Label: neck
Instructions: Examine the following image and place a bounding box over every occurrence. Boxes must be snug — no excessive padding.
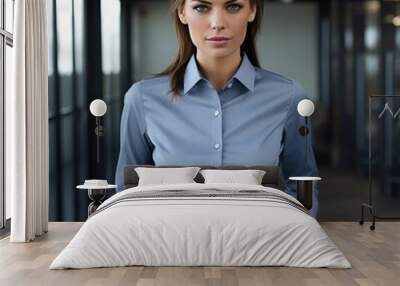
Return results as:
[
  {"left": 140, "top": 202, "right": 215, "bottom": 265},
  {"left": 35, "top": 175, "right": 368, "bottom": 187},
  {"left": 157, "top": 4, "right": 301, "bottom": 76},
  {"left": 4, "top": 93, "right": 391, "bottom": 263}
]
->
[{"left": 195, "top": 50, "right": 242, "bottom": 92}]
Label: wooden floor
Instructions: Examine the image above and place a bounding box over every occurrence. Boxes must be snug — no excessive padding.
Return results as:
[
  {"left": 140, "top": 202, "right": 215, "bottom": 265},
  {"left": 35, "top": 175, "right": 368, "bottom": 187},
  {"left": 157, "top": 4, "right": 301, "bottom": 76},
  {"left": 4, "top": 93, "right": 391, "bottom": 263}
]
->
[{"left": 0, "top": 222, "right": 399, "bottom": 286}]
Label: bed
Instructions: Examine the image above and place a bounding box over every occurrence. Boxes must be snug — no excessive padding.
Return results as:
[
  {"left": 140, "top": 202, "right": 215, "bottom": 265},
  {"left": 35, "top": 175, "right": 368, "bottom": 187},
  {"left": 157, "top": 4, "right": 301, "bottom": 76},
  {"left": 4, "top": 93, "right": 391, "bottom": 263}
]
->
[{"left": 50, "top": 165, "right": 351, "bottom": 269}]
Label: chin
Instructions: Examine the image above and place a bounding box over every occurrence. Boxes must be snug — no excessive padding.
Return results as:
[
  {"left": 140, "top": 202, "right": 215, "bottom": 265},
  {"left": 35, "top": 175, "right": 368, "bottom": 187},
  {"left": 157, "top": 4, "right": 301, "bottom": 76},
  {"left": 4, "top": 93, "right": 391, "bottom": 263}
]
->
[{"left": 202, "top": 47, "right": 239, "bottom": 60}]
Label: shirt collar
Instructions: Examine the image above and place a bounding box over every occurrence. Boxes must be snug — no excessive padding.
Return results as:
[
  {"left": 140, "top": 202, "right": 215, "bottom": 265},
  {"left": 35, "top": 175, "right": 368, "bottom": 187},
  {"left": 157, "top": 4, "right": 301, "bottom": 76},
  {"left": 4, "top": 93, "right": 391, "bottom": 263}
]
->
[
  {"left": 183, "top": 54, "right": 203, "bottom": 95},
  {"left": 233, "top": 53, "right": 256, "bottom": 92},
  {"left": 183, "top": 53, "right": 256, "bottom": 95}
]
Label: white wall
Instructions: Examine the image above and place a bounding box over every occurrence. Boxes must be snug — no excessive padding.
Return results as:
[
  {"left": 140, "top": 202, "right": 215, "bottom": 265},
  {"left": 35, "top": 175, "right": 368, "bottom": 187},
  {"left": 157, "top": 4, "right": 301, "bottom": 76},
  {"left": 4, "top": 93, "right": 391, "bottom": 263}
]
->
[
  {"left": 132, "top": 1, "right": 318, "bottom": 99},
  {"left": 258, "top": 2, "right": 319, "bottom": 100},
  {"left": 132, "top": 1, "right": 177, "bottom": 80}
]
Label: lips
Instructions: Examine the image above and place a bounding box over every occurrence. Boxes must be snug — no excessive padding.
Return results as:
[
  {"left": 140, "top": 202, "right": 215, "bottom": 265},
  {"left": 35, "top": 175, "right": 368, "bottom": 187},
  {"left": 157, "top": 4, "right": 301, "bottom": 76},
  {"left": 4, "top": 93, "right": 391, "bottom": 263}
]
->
[{"left": 207, "top": 36, "right": 231, "bottom": 41}]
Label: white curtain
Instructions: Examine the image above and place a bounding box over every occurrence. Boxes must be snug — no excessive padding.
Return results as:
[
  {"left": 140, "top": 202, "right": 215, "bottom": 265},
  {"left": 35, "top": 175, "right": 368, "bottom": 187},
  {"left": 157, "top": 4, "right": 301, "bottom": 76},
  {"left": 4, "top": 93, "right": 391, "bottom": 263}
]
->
[{"left": 6, "top": 0, "right": 49, "bottom": 242}]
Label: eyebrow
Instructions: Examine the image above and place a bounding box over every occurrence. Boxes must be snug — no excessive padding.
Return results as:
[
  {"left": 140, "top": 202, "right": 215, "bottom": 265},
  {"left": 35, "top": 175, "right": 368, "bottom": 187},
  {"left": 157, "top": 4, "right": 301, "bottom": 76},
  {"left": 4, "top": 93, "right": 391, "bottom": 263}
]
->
[{"left": 191, "top": 0, "right": 240, "bottom": 4}]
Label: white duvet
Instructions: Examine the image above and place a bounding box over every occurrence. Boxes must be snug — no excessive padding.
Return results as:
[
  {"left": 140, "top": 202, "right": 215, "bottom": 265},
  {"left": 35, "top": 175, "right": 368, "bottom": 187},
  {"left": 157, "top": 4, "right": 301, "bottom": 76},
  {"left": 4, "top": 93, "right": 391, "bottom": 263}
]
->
[{"left": 50, "top": 183, "right": 351, "bottom": 269}]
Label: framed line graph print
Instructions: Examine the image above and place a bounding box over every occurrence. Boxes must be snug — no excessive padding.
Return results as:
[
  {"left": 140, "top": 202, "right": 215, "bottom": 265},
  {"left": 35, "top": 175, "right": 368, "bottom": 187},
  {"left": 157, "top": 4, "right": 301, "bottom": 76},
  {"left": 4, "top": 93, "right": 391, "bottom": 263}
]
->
[{"left": 361, "top": 95, "right": 400, "bottom": 229}]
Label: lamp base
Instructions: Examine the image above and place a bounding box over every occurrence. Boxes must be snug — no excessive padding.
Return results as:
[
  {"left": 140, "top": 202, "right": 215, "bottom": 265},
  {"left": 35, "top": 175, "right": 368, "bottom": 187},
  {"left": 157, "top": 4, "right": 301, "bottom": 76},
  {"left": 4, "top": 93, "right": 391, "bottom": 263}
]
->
[{"left": 88, "top": 189, "right": 106, "bottom": 216}]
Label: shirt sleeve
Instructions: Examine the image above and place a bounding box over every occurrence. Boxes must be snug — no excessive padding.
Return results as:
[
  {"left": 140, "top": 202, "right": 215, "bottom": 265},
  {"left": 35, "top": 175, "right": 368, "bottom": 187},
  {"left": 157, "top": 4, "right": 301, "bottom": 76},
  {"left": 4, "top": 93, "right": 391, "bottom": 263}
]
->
[
  {"left": 115, "top": 83, "right": 154, "bottom": 192},
  {"left": 279, "top": 80, "right": 320, "bottom": 217}
]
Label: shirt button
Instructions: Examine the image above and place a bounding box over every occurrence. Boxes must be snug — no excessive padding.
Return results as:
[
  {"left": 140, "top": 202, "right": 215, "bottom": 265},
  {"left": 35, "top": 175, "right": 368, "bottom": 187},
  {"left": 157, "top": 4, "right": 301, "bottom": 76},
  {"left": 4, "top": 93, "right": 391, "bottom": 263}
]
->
[
  {"left": 214, "top": 110, "right": 220, "bottom": 117},
  {"left": 214, "top": 143, "right": 220, "bottom": 150}
]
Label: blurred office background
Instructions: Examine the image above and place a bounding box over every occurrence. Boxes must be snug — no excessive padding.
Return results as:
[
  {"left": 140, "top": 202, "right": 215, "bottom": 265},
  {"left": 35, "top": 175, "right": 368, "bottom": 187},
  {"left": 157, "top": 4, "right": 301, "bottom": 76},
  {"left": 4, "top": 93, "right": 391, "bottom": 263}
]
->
[{"left": 35, "top": 0, "right": 400, "bottom": 221}]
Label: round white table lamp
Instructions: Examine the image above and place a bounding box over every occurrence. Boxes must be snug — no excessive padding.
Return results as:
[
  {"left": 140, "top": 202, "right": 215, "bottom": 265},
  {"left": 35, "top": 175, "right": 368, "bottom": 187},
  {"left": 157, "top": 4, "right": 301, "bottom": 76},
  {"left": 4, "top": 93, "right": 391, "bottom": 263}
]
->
[
  {"left": 295, "top": 99, "right": 318, "bottom": 210},
  {"left": 89, "top": 99, "right": 107, "bottom": 163}
]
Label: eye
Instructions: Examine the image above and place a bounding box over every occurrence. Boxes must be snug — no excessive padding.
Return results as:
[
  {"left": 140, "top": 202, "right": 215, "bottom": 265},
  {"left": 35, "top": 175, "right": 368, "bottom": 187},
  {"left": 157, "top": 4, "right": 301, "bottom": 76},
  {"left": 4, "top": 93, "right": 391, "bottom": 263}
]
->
[
  {"left": 192, "top": 4, "right": 210, "bottom": 13},
  {"left": 226, "top": 3, "right": 242, "bottom": 13}
]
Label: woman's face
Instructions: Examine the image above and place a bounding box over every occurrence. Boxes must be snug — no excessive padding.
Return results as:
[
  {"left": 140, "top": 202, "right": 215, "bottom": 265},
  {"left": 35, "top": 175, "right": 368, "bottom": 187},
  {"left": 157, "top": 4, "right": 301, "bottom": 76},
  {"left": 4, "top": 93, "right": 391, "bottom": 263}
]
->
[{"left": 178, "top": 0, "right": 256, "bottom": 59}]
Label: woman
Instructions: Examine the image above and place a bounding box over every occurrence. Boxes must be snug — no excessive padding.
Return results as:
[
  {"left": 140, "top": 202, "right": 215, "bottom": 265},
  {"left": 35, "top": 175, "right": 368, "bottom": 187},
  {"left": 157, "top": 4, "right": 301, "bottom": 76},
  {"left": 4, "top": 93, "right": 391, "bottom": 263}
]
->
[{"left": 115, "top": 0, "right": 320, "bottom": 217}]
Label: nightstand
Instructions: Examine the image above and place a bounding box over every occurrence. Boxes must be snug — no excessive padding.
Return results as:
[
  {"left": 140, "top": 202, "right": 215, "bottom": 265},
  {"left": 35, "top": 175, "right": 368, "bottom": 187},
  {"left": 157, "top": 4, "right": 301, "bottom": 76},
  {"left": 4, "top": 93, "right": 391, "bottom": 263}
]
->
[
  {"left": 289, "top": 176, "right": 321, "bottom": 210},
  {"left": 76, "top": 184, "right": 117, "bottom": 216}
]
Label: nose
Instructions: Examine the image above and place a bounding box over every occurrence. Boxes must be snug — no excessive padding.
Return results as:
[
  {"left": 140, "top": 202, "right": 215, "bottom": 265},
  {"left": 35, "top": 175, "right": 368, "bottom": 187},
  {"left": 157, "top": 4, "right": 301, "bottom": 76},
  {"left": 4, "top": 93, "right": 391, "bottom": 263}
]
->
[
  {"left": 210, "top": 9, "right": 226, "bottom": 32},
  {"left": 212, "top": 25, "right": 224, "bottom": 32}
]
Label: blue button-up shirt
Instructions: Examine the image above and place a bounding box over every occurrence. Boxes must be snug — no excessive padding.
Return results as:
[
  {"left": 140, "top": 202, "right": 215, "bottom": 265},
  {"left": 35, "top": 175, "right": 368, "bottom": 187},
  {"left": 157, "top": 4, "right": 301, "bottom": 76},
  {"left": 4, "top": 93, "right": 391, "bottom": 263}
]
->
[{"left": 115, "top": 53, "right": 320, "bottom": 216}]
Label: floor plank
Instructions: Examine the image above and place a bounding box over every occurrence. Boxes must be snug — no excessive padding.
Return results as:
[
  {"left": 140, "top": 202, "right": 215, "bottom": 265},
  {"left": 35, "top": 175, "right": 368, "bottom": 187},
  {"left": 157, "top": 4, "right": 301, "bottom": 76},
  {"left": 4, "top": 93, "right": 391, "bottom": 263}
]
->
[{"left": 0, "top": 222, "right": 399, "bottom": 286}]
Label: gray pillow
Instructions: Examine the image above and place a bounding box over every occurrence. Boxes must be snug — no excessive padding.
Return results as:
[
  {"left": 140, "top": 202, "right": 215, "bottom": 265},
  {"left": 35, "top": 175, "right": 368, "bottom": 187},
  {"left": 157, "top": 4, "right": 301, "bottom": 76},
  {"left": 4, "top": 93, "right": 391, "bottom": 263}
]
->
[
  {"left": 200, "top": 169, "right": 266, "bottom": 185},
  {"left": 135, "top": 167, "right": 201, "bottom": 186}
]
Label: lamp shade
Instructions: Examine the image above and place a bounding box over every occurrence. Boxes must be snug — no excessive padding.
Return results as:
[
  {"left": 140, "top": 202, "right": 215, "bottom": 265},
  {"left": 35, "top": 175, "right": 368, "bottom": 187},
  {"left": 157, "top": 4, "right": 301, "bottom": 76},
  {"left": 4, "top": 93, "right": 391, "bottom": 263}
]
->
[
  {"left": 89, "top": 99, "right": 107, "bottom": 117},
  {"left": 297, "top": 99, "right": 315, "bottom": 117}
]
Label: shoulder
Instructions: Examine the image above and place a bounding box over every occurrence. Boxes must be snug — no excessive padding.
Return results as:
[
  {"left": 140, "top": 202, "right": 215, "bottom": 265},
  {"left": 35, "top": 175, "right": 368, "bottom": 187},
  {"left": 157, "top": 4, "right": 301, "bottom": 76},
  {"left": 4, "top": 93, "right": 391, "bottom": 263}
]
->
[
  {"left": 255, "top": 67, "right": 292, "bottom": 84},
  {"left": 254, "top": 68, "right": 308, "bottom": 125},
  {"left": 255, "top": 67, "right": 307, "bottom": 101},
  {"left": 124, "top": 75, "right": 171, "bottom": 105},
  {"left": 255, "top": 67, "right": 304, "bottom": 92}
]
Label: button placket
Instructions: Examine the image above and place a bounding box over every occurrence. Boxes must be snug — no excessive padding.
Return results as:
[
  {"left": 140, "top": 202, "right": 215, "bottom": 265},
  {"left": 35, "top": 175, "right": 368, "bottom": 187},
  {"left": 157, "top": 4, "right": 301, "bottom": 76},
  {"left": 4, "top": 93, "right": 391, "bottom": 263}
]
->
[{"left": 206, "top": 81, "right": 223, "bottom": 165}]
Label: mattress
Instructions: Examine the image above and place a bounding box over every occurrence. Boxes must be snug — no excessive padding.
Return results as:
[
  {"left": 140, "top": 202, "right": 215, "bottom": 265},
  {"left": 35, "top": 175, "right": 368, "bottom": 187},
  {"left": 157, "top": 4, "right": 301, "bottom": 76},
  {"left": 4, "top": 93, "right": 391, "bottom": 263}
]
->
[{"left": 50, "top": 183, "right": 351, "bottom": 269}]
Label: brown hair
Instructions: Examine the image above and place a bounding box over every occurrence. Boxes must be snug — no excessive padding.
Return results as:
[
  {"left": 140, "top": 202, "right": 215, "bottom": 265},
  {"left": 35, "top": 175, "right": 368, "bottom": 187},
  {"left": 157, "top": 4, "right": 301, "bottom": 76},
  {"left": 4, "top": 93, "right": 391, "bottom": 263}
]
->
[{"left": 157, "top": 0, "right": 264, "bottom": 97}]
